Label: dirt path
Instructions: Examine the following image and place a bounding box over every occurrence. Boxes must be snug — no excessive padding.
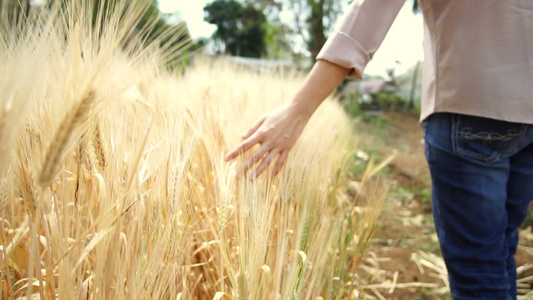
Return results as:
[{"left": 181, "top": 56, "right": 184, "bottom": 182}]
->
[{"left": 354, "top": 112, "right": 533, "bottom": 300}]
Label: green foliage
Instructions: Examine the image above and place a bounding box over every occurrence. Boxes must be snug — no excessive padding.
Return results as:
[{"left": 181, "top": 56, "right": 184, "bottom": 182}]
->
[
  {"left": 87, "top": 0, "right": 193, "bottom": 68},
  {"left": 2, "top": 0, "right": 192, "bottom": 69},
  {"left": 293, "top": 0, "right": 349, "bottom": 59},
  {"left": 237, "top": 0, "right": 350, "bottom": 62},
  {"left": 343, "top": 91, "right": 395, "bottom": 138},
  {"left": 263, "top": 19, "right": 293, "bottom": 59},
  {"left": 344, "top": 91, "right": 362, "bottom": 116},
  {"left": 305, "top": 0, "right": 327, "bottom": 59},
  {"left": 241, "top": 0, "right": 292, "bottom": 59},
  {"left": 374, "top": 91, "right": 408, "bottom": 111},
  {"left": 412, "top": 0, "right": 419, "bottom": 13},
  {"left": 135, "top": 1, "right": 192, "bottom": 67},
  {"left": 204, "top": 0, "right": 267, "bottom": 58},
  {"left": 344, "top": 90, "right": 410, "bottom": 117}
]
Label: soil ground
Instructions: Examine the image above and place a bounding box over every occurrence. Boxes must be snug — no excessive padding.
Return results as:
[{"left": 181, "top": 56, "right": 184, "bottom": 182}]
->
[{"left": 353, "top": 112, "right": 533, "bottom": 300}]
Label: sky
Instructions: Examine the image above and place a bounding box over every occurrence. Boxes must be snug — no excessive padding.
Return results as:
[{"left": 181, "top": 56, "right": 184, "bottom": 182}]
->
[
  {"left": 158, "top": 0, "right": 424, "bottom": 77},
  {"left": 158, "top": 1, "right": 217, "bottom": 39}
]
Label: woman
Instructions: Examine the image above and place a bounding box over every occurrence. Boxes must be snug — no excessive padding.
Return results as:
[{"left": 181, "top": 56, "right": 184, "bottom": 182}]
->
[{"left": 225, "top": 1, "right": 533, "bottom": 299}]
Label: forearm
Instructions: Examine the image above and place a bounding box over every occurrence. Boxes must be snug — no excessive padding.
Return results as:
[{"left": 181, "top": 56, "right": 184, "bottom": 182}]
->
[{"left": 289, "top": 60, "right": 351, "bottom": 117}]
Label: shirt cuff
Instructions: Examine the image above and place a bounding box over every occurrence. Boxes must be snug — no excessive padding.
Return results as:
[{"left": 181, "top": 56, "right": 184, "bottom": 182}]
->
[{"left": 316, "top": 31, "right": 371, "bottom": 79}]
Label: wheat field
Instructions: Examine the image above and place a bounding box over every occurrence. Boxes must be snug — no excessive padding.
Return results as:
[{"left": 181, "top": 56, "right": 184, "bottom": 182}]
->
[{"left": 0, "top": 1, "right": 385, "bottom": 299}]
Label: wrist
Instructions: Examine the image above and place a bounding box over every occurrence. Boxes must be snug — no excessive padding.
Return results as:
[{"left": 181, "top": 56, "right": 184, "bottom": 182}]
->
[{"left": 287, "top": 94, "right": 319, "bottom": 119}]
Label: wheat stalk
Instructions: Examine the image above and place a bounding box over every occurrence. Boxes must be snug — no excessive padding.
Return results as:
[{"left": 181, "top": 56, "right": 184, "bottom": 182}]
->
[
  {"left": 0, "top": 1, "right": 392, "bottom": 298},
  {"left": 40, "top": 90, "right": 96, "bottom": 186}
]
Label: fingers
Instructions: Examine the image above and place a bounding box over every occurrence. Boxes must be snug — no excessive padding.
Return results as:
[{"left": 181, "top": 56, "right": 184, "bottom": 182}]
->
[
  {"left": 239, "top": 144, "right": 270, "bottom": 176},
  {"left": 242, "top": 115, "right": 266, "bottom": 139},
  {"left": 272, "top": 151, "right": 288, "bottom": 177},
  {"left": 250, "top": 149, "right": 279, "bottom": 179},
  {"left": 225, "top": 116, "right": 266, "bottom": 161},
  {"left": 225, "top": 110, "right": 293, "bottom": 179},
  {"left": 230, "top": 147, "right": 289, "bottom": 180},
  {"left": 225, "top": 134, "right": 261, "bottom": 161}
]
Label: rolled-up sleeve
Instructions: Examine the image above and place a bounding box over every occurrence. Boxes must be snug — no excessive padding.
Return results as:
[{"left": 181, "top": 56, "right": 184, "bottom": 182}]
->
[{"left": 317, "top": 0, "right": 406, "bottom": 78}]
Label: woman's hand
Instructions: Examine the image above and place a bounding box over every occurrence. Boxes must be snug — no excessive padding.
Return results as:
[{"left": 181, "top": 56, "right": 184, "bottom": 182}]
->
[
  {"left": 224, "top": 60, "right": 351, "bottom": 179},
  {"left": 224, "top": 103, "right": 312, "bottom": 179}
]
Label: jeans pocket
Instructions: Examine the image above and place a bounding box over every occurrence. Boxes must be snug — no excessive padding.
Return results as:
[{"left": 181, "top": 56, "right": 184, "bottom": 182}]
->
[{"left": 452, "top": 114, "right": 527, "bottom": 163}]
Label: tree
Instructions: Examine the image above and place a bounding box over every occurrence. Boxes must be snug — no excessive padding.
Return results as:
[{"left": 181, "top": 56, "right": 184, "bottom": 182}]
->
[
  {"left": 240, "top": 0, "right": 292, "bottom": 60},
  {"left": 0, "top": 0, "right": 192, "bottom": 68},
  {"left": 204, "top": 0, "right": 267, "bottom": 58},
  {"left": 284, "top": 0, "right": 350, "bottom": 60},
  {"left": 412, "top": 0, "right": 419, "bottom": 13},
  {"left": 243, "top": 0, "right": 349, "bottom": 63},
  {"left": 137, "top": 2, "right": 190, "bottom": 48},
  {"left": 304, "top": 0, "right": 327, "bottom": 59},
  {"left": 246, "top": 0, "right": 421, "bottom": 64}
]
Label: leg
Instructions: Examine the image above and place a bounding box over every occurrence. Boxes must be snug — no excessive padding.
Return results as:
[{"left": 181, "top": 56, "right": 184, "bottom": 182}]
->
[
  {"left": 505, "top": 142, "right": 533, "bottom": 299},
  {"left": 423, "top": 113, "right": 529, "bottom": 300}
]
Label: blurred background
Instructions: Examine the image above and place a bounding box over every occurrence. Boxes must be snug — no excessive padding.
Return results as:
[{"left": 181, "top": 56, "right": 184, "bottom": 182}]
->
[{"left": 4, "top": 0, "right": 425, "bottom": 112}]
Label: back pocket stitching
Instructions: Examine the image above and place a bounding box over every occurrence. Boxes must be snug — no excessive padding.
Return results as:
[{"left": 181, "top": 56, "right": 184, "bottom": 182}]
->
[{"left": 451, "top": 115, "right": 527, "bottom": 162}]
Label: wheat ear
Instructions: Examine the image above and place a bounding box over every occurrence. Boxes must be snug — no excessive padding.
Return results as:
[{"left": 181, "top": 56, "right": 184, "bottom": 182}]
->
[
  {"left": 92, "top": 121, "right": 106, "bottom": 169},
  {"left": 40, "top": 90, "right": 96, "bottom": 185}
]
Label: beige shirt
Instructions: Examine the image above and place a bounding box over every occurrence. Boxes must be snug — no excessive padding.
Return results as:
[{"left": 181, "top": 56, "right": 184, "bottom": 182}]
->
[{"left": 317, "top": 0, "right": 533, "bottom": 123}]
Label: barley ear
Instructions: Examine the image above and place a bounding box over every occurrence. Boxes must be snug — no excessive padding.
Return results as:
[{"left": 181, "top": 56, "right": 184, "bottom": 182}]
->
[
  {"left": 92, "top": 121, "right": 107, "bottom": 169},
  {"left": 40, "top": 90, "right": 96, "bottom": 186}
]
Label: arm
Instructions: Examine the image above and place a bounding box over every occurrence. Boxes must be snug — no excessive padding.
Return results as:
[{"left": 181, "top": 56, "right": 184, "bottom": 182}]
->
[
  {"left": 224, "top": 60, "right": 350, "bottom": 179},
  {"left": 225, "top": 0, "right": 406, "bottom": 179}
]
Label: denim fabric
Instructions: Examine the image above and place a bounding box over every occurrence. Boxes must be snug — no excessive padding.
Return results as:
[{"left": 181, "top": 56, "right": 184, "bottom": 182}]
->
[{"left": 423, "top": 113, "right": 533, "bottom": 300}]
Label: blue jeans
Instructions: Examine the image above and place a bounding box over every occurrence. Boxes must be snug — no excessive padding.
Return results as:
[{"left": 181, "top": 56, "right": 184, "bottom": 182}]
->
[{"left": 423, "top": 113, "right": 533, "bottom": 300}]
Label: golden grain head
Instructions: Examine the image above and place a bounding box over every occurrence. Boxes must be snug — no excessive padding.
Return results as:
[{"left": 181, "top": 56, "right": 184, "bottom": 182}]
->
[{"left": 0, "top": 0, "right": 387, "bottom": 299}]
